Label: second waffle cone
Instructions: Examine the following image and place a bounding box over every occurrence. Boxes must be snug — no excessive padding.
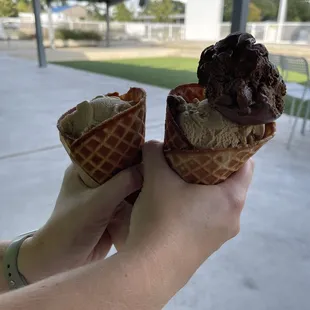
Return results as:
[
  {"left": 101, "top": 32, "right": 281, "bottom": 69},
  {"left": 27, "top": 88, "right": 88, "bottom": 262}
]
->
[{"left": 163, "top": 84, "right": 276, "bottom": 185}]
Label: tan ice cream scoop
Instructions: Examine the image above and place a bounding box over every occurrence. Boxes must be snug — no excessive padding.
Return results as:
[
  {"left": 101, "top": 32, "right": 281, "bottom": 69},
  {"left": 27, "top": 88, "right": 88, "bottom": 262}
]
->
[
  {"left": 59, "top": 96, "right": 132, "bottom": 139},
  {"left": 175, "top": 96, "right": 265, "bottom": 149}
]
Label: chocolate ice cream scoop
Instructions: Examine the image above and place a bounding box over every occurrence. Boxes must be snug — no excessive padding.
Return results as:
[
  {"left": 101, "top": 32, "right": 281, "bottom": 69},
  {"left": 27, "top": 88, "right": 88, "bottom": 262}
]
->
[{"left": 197, "top": 32, "right": 286, "bottom": 125}]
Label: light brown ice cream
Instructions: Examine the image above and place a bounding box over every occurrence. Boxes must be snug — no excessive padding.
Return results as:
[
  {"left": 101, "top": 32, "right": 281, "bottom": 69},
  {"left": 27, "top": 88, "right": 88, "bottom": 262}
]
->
[
  {"left": 60, "top": 95, "right": 132, "bottom": 138},
  {"left": 176, "top": 96, "right": 265, "bottom": 149}
]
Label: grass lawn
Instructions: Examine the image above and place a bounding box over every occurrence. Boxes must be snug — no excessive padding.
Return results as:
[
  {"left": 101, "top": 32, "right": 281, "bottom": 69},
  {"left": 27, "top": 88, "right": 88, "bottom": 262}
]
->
[
  {"left": 54, "top": 57, "right": 198, "bottom": 90},
  {"left": 54, "top": 57, "right": 309, "bottom": 118}
]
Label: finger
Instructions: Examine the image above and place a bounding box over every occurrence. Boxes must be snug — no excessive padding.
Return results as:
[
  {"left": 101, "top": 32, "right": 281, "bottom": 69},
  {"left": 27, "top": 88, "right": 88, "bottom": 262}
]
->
[
  {"left": 92, "top": 165, "right": 143, "bottom": 209},
  {"left": 229, "top": 158, "right": 255, "bottom": 191},
  {"left": 92, "top": 231, "right": 113, "bottom": 260},
  {"left": 61, "top": 163, "right": 87, "bottom": 193},
  {"left": 219, "top": 159, "right": 255, "bottom": 209},
  {"left": 107, "top": 201, "right": 133, "bottom": 251},
  {"left": 220, "top": 159, "right": 254, "bottom": 193},
  {"left": 143, "top": 140, "right": 181, "bottom": 185}
]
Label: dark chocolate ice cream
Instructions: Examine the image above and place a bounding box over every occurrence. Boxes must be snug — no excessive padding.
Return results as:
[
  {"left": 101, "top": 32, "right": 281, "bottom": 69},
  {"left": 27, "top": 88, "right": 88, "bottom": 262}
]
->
[{"left": 197, "top": 32, "right": 286, "bottom": 125}]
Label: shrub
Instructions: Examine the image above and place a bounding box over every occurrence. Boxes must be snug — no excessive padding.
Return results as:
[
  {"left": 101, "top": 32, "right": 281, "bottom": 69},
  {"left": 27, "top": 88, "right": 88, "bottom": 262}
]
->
[
  {"left": 18, "top": 31, "right": 35, "bottom": 40},
  {"left": 55, "top": 28, "right": 102, "bottom": 41}
]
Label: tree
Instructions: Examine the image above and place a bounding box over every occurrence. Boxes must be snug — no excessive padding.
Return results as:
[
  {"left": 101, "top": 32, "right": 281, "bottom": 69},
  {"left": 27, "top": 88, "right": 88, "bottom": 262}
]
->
[
  {"left": 223, "top": 0, "right": 263, "bottom": 22},
  {"left": 172, "top": 0, "right": 185, "bottom": 14},
  {"left": 252, "top": 0, "right": 279, "bottom": 21},
  {"left": 17, "top": 0, "right": 32, "bottom": 13},
  {"left": 87, "top": 3, "right": 106, "bottom": 21},
  {"left": 287, "top": 0, "right": 310, "bottom": 22},
  {"left": 113, "top": 3, "right": 133, "bottom": 21},
  {"left": 0, "top": 0, "right": 18, "bottom": 17},
  {"left": 222, "top": 0, "right": 232, "bottom": 21},
  {"left": 223, "top": 0, "right": 310, "bottom": 22},
  {"left": 143, "top": 0, "right": 174, "bottom": 22},
  {"left": 248, "top": 3, "right": 261, "bottom": 22}
]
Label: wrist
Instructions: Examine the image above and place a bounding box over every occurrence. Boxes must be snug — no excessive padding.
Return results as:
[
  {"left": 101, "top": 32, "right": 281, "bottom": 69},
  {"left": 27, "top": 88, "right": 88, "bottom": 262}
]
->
[
  {"left": 117, "top": 246, "right": 180, "bottom": 309},
  {"left": 0, "top": 242, "right": 10, "bottom": 292},
  {"left": 17, "top": 235, "right": 45, "bottom": 284},
  {"left": 125, "top": 229, "right": 202, "bottom": 301},
  {"left": 131, "top": 221, "right": 211, "bottom": 272}
]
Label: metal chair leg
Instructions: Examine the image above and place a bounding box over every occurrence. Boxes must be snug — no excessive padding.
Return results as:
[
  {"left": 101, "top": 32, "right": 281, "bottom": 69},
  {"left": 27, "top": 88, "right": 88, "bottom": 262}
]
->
[
  {"left": 289, "top": 98, "right": 296, "bottom": 123},
  {"left": 301, "top": 100, "right": 310, "bottom": 135},
  {"left": 287, "top": 100, "right": 306, "bottom": 149}
]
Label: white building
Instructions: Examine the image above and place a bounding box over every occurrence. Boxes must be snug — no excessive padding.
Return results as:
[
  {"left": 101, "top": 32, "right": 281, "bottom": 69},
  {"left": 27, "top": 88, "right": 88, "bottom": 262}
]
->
[
  {"left": 185, "top": 0, "right": 224, "bottom": 41},
  {"left": 19, "top": 5, "right": 88, "bottom": 24}
]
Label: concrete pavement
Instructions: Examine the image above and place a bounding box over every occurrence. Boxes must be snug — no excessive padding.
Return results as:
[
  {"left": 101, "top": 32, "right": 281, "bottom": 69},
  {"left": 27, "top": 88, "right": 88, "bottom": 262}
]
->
[{"left": 0, "top": 54, "right": 310, "bottom": 310}]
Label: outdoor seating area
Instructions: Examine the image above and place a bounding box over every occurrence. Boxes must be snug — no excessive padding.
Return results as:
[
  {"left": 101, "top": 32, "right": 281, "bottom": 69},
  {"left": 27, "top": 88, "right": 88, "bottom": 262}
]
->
[
  {"left": 0, "top": 0, "right": 309, "bottom": 308},
  {"left": 269, "top": 53, "right": 310, "bottom": 148},
  {"left": 0, "top": 53, "right": 309, "bottom": 309}
]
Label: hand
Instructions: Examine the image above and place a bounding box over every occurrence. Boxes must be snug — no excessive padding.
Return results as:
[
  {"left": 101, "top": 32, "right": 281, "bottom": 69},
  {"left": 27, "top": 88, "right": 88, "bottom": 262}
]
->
[
  {"left": 18, "top": 164, "right": 142, "bottom": 283},
  {"left": 125, "top": 141, "right": 254, "bottom": 285}
]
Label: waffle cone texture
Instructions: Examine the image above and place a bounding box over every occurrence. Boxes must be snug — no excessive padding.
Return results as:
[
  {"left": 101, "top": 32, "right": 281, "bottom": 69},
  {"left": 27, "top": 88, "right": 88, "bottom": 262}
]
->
[
  {"left": 57, "top": 88, "right": 146, "bottom": 199},
  {"left": 163, "top": 83, "right": 276, "bottom": 185}
]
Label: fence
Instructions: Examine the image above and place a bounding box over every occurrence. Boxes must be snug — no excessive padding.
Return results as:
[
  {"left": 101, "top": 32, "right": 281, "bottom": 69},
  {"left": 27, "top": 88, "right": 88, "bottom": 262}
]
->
[
  {"left": 221, "top": 22, "right": 310, "bottom": 44},
  {"left": 1, "top": 18, "right": 310, "bottom": 45},
  {"left": 0, "top": 18, "right": 186, "bottom": 42}
]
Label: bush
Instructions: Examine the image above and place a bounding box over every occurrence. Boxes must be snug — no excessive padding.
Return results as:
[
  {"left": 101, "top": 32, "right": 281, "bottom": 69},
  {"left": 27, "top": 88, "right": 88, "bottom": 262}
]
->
[
  {"left": 18, "top": 31, "right": 35, "bottom": 40},
  {"left": 55, "top": 28, "right": 102, "bottom": 41}
]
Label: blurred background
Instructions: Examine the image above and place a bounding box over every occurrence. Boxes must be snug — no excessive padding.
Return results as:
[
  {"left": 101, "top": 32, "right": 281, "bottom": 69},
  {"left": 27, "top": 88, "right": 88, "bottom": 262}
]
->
[{"left": 0, "top": 1, "right": 310, "bottom": 310}]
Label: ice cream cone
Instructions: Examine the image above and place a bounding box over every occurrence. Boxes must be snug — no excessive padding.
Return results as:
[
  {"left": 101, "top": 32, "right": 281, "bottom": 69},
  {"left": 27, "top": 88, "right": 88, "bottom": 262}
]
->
[
  {"left": 163, "top": 84, "right": 276, "bottom": 185},
  {"left": 57, "top": 87, "right": 146, "bottom": 202}
]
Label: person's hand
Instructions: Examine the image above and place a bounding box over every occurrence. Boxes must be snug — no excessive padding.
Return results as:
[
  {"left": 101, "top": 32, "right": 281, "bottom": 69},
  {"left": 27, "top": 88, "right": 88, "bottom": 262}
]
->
[
  {"left": 18, "top": 164, "right": 142, "bottom": 283},
  {"left": 125, "top": 141, "right": 254, "bottom": 285}
]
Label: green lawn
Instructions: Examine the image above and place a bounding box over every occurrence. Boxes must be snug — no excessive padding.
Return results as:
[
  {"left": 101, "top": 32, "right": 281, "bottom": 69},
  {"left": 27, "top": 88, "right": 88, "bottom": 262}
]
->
[
  {"left": 54, "top": 57, "right": 309, "bottom": 118},
  {"left": 54, "top": 57, "right": 198, "bottom": 90}
]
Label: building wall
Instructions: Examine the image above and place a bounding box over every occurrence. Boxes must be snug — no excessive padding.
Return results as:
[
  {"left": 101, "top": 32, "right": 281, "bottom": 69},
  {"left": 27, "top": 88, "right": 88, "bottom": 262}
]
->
[
  {"left": 185, "top": 0, "right": 224, "bottom": 41},
  {"left": 64, "top": 6, "right": 88, "bottom": 20}
]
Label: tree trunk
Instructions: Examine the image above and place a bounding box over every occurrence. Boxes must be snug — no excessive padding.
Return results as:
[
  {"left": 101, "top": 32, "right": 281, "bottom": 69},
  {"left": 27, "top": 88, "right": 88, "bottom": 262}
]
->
[
  {"left": 47, "top": 3, "right": 55, "bottom": 49},
  {"left": 106, "top": 2, "right": 110, "bottom": 47}
]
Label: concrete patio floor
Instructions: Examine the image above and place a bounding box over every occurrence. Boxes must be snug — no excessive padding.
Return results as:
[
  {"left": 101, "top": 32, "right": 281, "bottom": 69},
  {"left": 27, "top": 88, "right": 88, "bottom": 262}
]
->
[{"left": 0, "top": 54, "right": 310, "bottom": 310}]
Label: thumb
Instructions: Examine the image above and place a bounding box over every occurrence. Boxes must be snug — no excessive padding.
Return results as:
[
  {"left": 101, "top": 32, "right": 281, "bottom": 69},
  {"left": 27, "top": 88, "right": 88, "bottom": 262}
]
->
[
  {"left": 61, "top": 163, "right": 88, "bottom": 194},
  {"left": 92, "top": 165, "right": 143, "bottom": 210},
  {"left": 143, "top": 140, "right": 178, "bottom": 185},
  {"left": 219, "top": 159, "right": 255, "bottom": 204}
]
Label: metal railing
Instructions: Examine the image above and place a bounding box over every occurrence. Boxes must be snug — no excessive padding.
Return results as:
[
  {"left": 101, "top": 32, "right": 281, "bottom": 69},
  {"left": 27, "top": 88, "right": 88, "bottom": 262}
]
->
[
  {"left": 220, "top": 22, "right": 310, "bottom": 44},
  {"left": 1, "top": 18, "right": 310, "bottom": 44},
  {"left": 0, "top": 19, "right": 186, "bottom": 41}
]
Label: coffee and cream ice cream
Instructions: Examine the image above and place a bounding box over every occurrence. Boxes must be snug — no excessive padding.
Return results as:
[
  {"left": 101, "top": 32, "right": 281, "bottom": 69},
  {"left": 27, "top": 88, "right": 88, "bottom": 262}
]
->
[
  {"left": 170, "top": 96, "right": 265, "bottom": 149},
  {"left": 59, "top": 96, "right": 132, "bottom": 138}
]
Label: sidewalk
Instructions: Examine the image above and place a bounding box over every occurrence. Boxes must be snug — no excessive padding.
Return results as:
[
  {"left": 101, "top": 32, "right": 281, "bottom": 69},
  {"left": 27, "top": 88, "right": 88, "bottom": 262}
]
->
[{"left": 0, "top": 54, "right": 309, "bottom": 310}]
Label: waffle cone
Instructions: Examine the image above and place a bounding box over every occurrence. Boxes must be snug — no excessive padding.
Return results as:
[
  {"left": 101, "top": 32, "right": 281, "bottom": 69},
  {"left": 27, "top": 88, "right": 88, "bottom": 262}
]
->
[
  {"left": 163, "top": 84, "right": 276, "bottom": 185},
  {"left": 57, "top": 87, "right": 146, "bottom": 203}
]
